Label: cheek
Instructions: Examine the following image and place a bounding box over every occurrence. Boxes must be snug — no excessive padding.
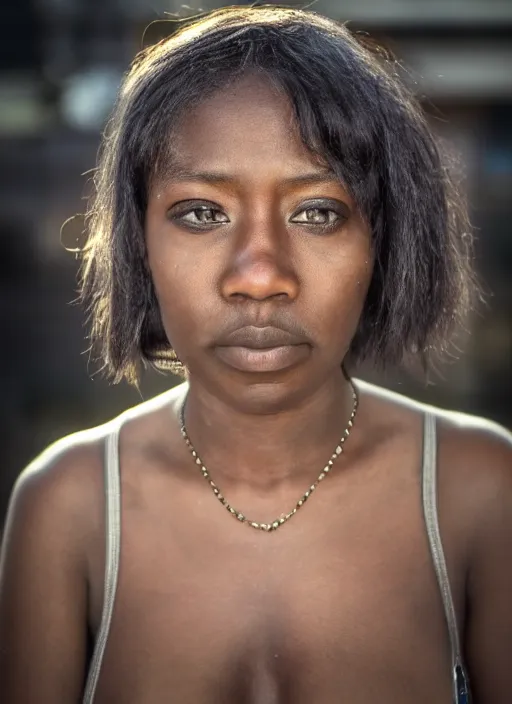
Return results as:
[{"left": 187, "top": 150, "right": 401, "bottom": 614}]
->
[
  {"left": 318, "top": 246, "right": 373, "bottom": 300},
  {"left": 146, "top": 226, "right": 191, "bottom": 303},
  {"left": 146, "top": 218, "right": 215, "bottom": 306},
  {"left": 146, "top": 241, "right": 216, "bottom": 350},
  {"left": 308, "top": 251, "right": 373, "bottom": 340},
  {"left": 345, "top": 235, "right": 374, "bottom": 297},
  {"left": 149, "top": 256, "right": 180, "bottom": 305},
  {"left": 146, "top": 237, "right": 184, "bottom": 321},
  {"left": 356, "top": 257, "right": 374, "bottom": 296},
  {"left": 350, "top": 255, "right": 374, "bottom": 313}
]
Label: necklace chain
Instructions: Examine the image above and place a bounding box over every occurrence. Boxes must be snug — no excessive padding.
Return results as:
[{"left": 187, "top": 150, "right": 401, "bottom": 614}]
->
[{"left": 179, "top": 381, "right": 359, "bottom": 532}]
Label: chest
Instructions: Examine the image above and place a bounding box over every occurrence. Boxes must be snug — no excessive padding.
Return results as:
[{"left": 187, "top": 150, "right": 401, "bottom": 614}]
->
[{"left": 87, "top": 472, "right": 463, "bottom": 703}]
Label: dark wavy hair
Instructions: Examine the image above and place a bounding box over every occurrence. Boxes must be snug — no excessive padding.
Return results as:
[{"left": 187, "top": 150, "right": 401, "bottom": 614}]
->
[{"left": 79, "top": 3, "right": 478, "bottom": 385}]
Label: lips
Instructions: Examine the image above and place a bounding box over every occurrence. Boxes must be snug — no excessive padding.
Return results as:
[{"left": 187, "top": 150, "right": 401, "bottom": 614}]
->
[
  {"left": 214, "top": 325, "right": 310, "bottom": 373},
  {"left": 218, "top": 325, "right": 307, "bottom": 349}
]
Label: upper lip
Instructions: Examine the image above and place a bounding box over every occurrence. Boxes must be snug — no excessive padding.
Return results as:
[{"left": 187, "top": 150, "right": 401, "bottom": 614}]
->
[{"left": 217, "top": 325, "right": 307, "bottom": 349}]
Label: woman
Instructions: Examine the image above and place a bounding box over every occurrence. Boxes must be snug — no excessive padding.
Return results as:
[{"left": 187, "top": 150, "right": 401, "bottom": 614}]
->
[{"left": 1, "top": 5, "right": 511, "bottom": 703}]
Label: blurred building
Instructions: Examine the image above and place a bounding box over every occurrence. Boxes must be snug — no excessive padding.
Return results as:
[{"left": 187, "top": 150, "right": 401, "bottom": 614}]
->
[{"left": 0, "top": 0, "right": 511, "bottom": 523}]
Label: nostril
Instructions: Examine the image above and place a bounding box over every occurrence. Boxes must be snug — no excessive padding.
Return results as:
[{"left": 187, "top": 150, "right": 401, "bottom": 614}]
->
[{"left": 221, "top": 258, "right": 300, "bottom": 302}]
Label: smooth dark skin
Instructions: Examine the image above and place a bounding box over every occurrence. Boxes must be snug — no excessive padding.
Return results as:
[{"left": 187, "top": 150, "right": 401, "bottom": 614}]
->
[{"left": 1, "top": 74, "right": 512, "bottom": 703}]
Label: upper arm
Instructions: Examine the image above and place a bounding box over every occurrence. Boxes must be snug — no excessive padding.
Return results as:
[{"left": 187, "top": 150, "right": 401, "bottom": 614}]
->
[
  {"left": 0, "top": 434, "right": 103, "bottom": 704},
  {"left": 456, "top": 420, "right": 512, "bottom": 703}
]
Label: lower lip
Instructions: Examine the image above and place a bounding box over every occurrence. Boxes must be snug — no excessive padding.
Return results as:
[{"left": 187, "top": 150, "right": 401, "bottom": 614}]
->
[{"left": 215, "top": 344, "right": 310, "bottom": 373}]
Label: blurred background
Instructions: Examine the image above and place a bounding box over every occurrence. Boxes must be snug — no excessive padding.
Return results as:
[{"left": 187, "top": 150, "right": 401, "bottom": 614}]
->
[{"left": 0, "top": 0, "right": 511, "bottom": 531}]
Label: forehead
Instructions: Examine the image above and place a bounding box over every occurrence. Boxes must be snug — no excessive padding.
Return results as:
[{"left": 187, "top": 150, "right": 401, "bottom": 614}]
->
[{"left": 158, "top": 74, "right": 328, "bottom": 181}]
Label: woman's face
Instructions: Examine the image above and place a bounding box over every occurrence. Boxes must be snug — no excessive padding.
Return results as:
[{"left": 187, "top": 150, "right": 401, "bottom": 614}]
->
[{"left": 145, "top": 74, "right": 374, "bottom": 411}]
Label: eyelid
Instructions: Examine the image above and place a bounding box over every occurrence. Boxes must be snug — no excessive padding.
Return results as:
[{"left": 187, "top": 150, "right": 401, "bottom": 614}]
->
[
  {"left": 292, "top": 198, "right": 351, "bottom": 217},
  {"left": 167, "top": 199, "right": 223, "bottom": 213}
]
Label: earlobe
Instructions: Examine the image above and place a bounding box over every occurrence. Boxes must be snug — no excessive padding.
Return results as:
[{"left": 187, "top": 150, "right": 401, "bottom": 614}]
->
[
  {"left": 141, "top": 296, "right": 186, "bottom": 376},
  {"left": 145, "top": 344, "right": 186, "bottom": 376}
]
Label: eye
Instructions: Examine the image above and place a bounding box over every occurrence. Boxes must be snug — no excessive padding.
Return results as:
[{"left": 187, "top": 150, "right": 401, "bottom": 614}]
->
[
  {"left": 167, "top": 202, "right": 229, "bottom": 231},
  {"left": 290, "top": 201, "right": 349, "bottom": 233}
]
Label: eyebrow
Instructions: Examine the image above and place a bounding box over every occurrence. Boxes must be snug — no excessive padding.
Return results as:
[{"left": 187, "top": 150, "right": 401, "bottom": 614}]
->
[{"left": 159, "top": 166, "right": 341, "bottom": 188}]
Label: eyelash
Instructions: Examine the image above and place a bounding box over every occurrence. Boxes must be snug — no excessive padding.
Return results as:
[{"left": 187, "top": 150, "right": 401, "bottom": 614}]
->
[{"left": 167, "top": 200, "right": 349, "bottom": 234}]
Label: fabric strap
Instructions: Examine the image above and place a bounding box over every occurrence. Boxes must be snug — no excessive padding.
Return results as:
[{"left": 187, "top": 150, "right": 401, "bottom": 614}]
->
[
  {"left": 421, "top": 411, "right": 470, "bottom": 703},
  {"left": 82, "top": 422, "right": 122, "bottom": 704}
]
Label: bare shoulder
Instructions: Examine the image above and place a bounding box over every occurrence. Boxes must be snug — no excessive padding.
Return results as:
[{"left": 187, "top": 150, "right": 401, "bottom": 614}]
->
[
  {"left": 3, "top": 382, "right": 188, "bottom": 544},
  {"left": 435, "top": 403, "right": 512, "bottom": 489},
  {"left": 355, "top": 376, "right": 512, "bottom": 471},
  {"left": 355, "top": 376, "right": 512, "bottom": 543},
  {"left": 434, "top": 404, "right": 512, "bottom": 548},
  {"left": 3, "top": 421, "right": 110, "bottom": 553}
]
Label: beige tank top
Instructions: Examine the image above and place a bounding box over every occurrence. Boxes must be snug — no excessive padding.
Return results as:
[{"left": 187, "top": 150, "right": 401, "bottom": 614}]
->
[{"left": 82, "top": 410, "right": 471, "bottom": 703}]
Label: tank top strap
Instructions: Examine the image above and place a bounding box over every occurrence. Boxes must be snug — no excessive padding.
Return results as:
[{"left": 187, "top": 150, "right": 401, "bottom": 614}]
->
[
  {"left": 82, "top": 418, "right": 122, "bottom": 704},
  {"left": 421, "top": 411, "right": 471, "bottom": 703}
]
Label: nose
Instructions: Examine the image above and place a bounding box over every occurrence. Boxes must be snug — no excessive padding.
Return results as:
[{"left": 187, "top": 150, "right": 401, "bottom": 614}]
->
[{"left": 220, "top": 224, "right": 300, "bottom": 302}]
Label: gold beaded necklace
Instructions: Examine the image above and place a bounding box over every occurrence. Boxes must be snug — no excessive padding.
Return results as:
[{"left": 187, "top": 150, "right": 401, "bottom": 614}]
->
[{"left": 179, "top": 380, "right": 359, "bottom": 532}]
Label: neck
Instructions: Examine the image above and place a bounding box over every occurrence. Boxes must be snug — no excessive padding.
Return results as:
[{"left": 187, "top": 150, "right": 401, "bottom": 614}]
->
[{"left": 180, "top": 370, "right": 359, "bottom": 490}]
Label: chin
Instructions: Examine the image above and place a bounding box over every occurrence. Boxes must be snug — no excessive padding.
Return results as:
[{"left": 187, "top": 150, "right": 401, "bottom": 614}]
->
[{"left": 194, "top": 358, "right": 340, "bottom": 416}]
